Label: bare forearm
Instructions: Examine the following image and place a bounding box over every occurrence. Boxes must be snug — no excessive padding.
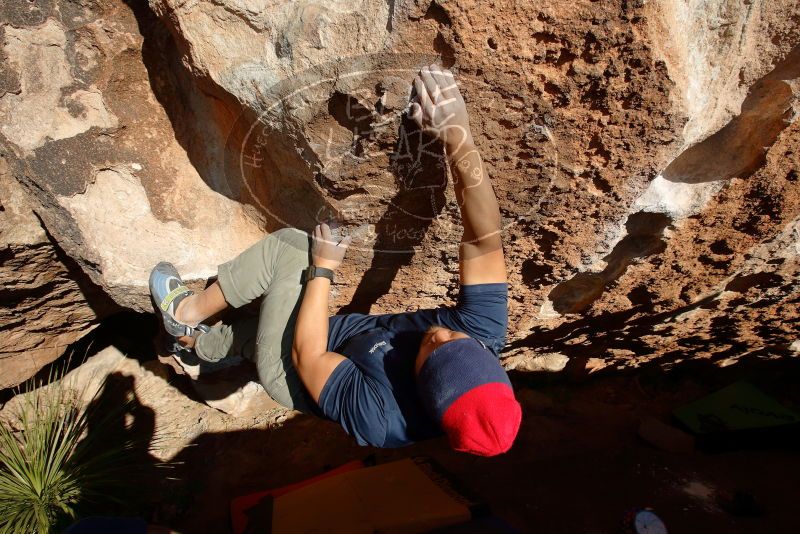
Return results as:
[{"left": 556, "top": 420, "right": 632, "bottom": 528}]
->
[
  {"left": 291, "top": 224, "right": 350, "bottom": 402},
  {"left": 447, "top": 141, "right": 502, "bottom": 258},
  {"left": 292, "top": 278, "right": 331, "bottom": 367},
  {"left": 410, "top": 65, "right": 506, "bottom": 283}
]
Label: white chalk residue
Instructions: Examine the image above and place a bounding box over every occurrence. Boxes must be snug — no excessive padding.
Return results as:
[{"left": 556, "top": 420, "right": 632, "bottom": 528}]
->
[
  {"left": 647, "top": 0, "right": 758, "bottom": 145},
  {"left": 58, "top": 167, "right": 262, "bottom": 287},
  {"left": 633, "top": 174, "right": 725, "bottom": 219},
  {"left": 0, "top": 20, "right": 118, "bottom": 152}
]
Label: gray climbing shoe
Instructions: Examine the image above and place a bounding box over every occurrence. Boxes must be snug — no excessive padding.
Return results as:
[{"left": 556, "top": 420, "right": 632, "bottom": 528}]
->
[{"left": 149, "top": 261, "right": 206, "bottom": 338}]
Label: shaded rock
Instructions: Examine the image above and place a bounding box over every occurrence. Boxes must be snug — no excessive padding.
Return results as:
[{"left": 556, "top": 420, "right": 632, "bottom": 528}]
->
[
  {"left": 638, "top": 416, "right": 695, "bottom": 454},
  {"left": 516, "top": 388, "right": 555, "bottom": 411},
  {"left": 0, "top": 157, "right": 112, "bottom": 388},
  {"left": 168, "top": 351, "right": 281, "bottom": 417},
  {"left": 0, "top": 346, "right": 287, "bottom": 462}
]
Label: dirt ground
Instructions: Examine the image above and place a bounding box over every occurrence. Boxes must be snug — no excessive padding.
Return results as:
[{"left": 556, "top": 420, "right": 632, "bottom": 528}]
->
[
  {"left": 3, "top": 311, "right": 797, "bottom": 533},
  {"left": 144, "top": 351, "right": 800, "bottom": 533}
]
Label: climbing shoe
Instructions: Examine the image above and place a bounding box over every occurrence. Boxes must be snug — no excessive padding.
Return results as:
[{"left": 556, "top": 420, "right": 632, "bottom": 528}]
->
[{"left": 149, "top": 261, "right": 207, "bottom": 338}]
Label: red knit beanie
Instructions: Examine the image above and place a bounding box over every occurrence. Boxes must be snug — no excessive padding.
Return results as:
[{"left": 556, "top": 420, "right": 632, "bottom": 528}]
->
[{"left": 417, "top": 338, "right": 522, "bottom": 456}]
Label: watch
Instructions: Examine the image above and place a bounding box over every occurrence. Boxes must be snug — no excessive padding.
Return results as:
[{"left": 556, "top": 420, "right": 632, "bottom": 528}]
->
[{"left": 304, "top": 265, "right": 335, "bottom": 283}]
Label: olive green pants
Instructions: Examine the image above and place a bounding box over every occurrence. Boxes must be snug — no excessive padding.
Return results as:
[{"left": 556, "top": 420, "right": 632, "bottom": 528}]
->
[{"left": 195, "top": 228, "right": 314, "bottom": 412}]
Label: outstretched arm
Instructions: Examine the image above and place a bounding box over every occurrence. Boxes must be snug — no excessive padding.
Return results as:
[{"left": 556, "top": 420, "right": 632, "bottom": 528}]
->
[
  {"left": 292, "top": 224, "right": 349, "bottom": 402},
  {"left": 409, "top": 65, "right": 506, "bottom": 285}
]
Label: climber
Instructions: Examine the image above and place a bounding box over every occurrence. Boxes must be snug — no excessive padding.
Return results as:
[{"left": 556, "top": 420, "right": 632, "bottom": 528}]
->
[{"left": 149, "top": 65, "right": 521, "bottom": 456}]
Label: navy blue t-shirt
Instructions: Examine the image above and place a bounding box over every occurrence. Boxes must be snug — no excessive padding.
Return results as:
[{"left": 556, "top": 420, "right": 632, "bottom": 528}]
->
[{"left": 318, "top": 283, "right": 508, "bottom": 448}]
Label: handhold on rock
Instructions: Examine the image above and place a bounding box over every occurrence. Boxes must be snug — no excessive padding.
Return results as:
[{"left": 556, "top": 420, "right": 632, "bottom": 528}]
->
[{"left": 502, "top": 351, "right": 569, "bottom": 373}]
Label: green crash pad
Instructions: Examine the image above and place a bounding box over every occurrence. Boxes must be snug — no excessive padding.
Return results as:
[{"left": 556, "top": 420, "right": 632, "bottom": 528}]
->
[{"left": 674, "top": 381, "right": 800, "bottom": 435}]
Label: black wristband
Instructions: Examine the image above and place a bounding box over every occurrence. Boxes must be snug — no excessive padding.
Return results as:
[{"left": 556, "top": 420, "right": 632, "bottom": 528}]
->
[{"left": 304, "top": 265, "right": 334, "bottom": 283}]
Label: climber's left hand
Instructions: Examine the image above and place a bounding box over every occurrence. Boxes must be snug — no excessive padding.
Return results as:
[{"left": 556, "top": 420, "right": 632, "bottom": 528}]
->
[{"left": 311, "top": 223, "right": 352, "bottom": 271}]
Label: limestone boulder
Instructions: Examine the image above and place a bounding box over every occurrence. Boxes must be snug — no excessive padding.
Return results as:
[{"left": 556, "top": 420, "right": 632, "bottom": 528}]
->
[
  {"left": 0, "top": 157, "right": 112, "bottom": 388},
  {"left": 0, "top": 346, "right": 288, "bottom": 461},
  {"left": 0, "top": 0, "right": 264, "bottom": 313},
  {"left": 0, "top": 0, "right": 798, "bottom": 390},
  {"left": 147, "top": 0, "right": 800, "bottom": 369}
]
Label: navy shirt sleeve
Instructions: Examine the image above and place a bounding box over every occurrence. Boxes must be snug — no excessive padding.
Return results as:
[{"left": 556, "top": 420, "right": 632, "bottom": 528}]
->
[
  {"left": 317, "top": 358, "right": 388, "bottom": 447},
  {"left": 328, "top": 283, "right": 509, "bottom": 356},
  {"left": 436, "top": 283, "right": 508, "bottom": 355}
]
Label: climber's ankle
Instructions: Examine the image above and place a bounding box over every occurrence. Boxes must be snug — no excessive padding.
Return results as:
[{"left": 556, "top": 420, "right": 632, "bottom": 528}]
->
[
  {"left": 174, "top": 295, "right": 197, "bottom": 326},
  {"left": 177, "top": 334, "right": 196, "bottom": 349}
]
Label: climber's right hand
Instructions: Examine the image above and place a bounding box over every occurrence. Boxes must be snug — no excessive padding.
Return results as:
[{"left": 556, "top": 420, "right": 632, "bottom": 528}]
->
[
  {"left": 311, "top": 223, "right": 352, "bottom": 271},
  {"left": 409, "top": 65, "right": 474, "bottom": 155}
]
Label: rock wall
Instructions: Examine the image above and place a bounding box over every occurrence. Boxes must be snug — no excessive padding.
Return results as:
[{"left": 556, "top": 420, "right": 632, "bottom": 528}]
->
[
  {"left": 0, "top": 0, "right": 264, "bottom": 312},
  {"left": 1, "top": 0, "right": 798, "bottom": 387},
  {"left": 0, "top": 157, "right": 113, "bottom": 388}
]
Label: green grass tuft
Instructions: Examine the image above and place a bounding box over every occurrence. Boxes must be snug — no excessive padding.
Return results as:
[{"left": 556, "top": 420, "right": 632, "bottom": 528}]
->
[{"left": 0, "top": 371, "right": 158, "bottom": 534}]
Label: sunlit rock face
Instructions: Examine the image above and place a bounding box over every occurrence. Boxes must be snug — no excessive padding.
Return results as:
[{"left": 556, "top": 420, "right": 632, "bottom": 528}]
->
[
  {"left": 0, "top": 0, "right": 265, "bottom": 314},
  {"left": 1, "top": 0, "right": 798, "bottom": 387}
]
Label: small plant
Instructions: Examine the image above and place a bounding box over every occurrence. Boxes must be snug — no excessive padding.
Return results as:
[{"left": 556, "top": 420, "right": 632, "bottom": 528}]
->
[{"left": 0, "top": 371, "right": 158, "bottom": 533}]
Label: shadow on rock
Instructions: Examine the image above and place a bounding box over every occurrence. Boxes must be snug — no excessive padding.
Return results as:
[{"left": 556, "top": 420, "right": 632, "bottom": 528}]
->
[
  {"left": 547, "top": 211, "right": 672, "bottom": 314},
  {"left": 339, "top": 114, "right": 447, "bottom": 313},
  {"left": 80, "top": 372, "right": 163, "bottom": 520}
]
